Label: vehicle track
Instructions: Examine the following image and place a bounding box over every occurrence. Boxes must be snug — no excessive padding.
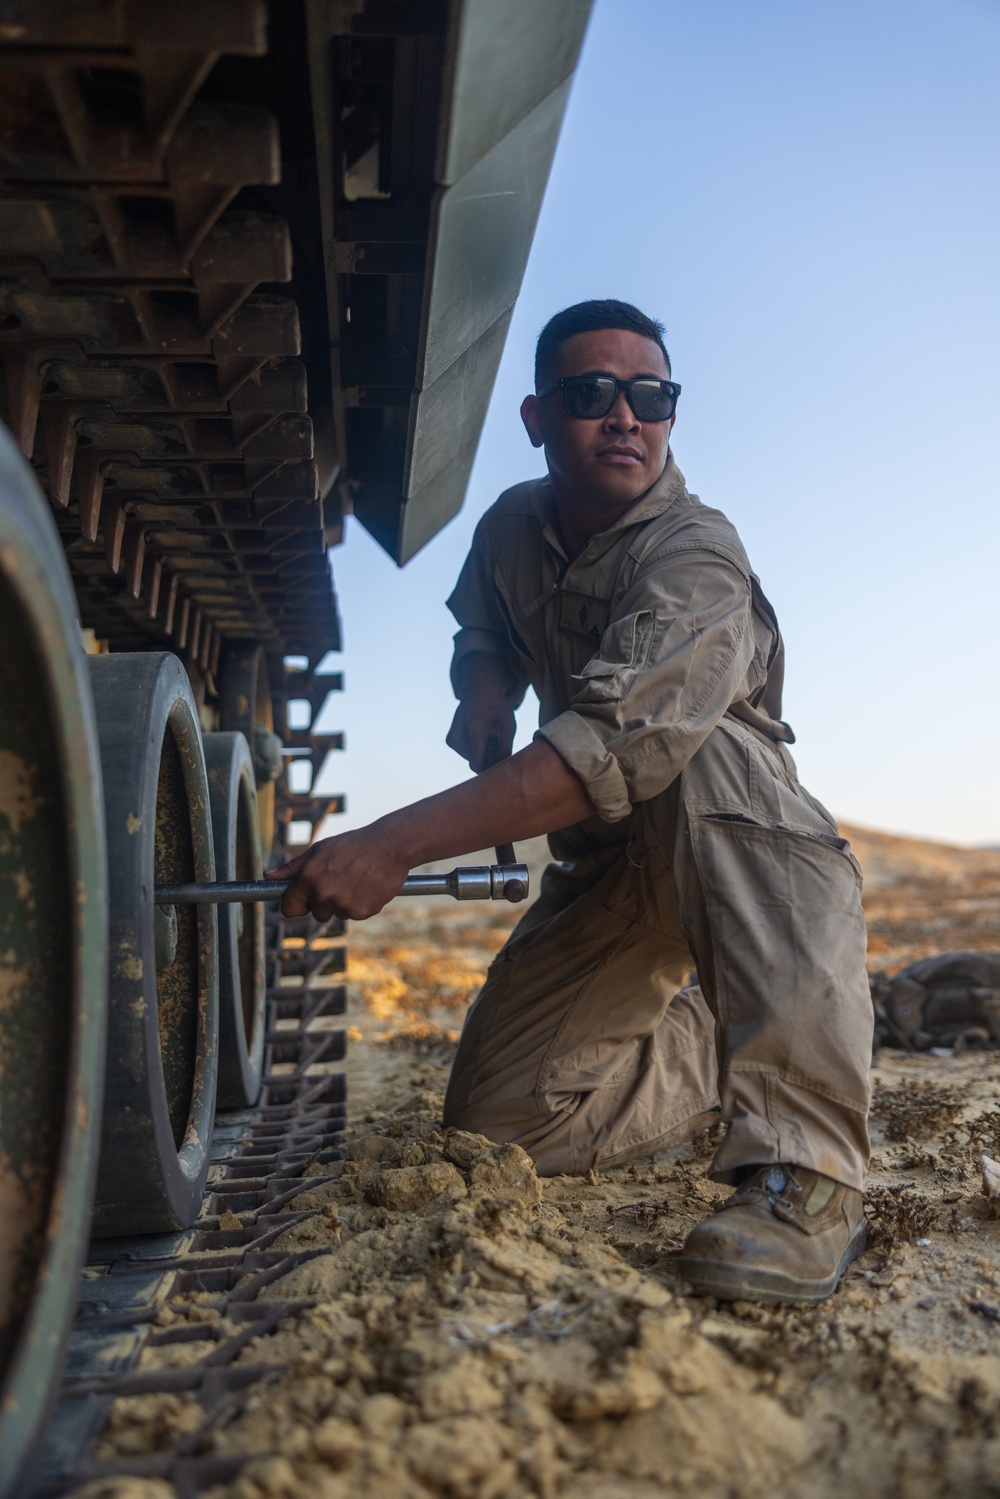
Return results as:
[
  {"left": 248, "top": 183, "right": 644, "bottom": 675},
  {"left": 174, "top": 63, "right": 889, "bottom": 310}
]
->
[{"left": 26, "top": 903, "right": 346, "bottom": 1498}]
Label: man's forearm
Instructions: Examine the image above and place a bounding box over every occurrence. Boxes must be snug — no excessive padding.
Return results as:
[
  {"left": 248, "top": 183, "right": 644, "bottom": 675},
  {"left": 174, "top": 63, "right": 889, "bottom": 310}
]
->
[
  {"left": 273, "top": 720, "right": 597, "bottom": 921},
  {"left": 378, "top": 738, "right": 595, "bottom": 867}
]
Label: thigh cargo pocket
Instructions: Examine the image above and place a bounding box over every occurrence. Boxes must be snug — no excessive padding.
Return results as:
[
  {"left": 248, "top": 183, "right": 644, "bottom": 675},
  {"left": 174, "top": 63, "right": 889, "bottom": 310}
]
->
[{"left": 685, "top": 810, "right": 870, "bottom": 1101}]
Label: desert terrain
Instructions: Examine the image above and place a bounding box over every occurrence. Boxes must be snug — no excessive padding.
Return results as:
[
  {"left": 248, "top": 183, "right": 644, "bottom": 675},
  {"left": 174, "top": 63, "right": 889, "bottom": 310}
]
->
[{"left": 75, "top": 823, "right": 1000, "bottom": 1499}]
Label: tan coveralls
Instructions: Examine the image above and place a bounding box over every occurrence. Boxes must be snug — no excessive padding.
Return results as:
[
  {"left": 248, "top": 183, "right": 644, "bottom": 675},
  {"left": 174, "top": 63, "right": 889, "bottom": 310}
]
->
[{"left": 441, "top": 457, "right": 872, "bottom": 1190}]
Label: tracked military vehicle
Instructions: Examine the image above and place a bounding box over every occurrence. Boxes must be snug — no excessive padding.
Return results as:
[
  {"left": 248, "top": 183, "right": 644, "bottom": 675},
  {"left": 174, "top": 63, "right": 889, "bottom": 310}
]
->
[{"left": 0, "top": 2, "right": 590, "bottom": 1489}]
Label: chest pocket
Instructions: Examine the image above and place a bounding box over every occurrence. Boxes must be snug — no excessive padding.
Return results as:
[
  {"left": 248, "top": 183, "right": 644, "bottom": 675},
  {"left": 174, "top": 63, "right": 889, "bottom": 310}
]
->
[{"left": 571, "top": 608, "right": 655, "bottom": 704}]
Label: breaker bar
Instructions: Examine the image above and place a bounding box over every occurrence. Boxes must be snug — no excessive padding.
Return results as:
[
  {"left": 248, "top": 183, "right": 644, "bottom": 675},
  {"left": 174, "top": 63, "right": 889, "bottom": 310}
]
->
[{"left": 155, "top": 863, "right": 530, "bottom": 906}]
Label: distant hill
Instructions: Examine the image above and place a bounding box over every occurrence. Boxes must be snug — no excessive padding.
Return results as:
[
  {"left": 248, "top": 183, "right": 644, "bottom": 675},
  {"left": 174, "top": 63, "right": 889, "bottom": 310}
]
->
[{"left": 841, "top": 822, "right": 1000, "bottom": 892}]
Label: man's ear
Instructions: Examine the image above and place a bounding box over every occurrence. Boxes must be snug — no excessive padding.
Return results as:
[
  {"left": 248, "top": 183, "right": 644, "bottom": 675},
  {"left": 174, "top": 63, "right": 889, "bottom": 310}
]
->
[{"left": 520, "top": 394, "right": 545, "bottom": 449}]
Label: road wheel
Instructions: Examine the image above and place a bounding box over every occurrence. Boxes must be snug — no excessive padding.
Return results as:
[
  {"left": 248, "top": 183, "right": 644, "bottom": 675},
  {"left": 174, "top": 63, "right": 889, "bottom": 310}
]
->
[
  {"left": 204, "top": 731, "right": 266, "bottom": 1111},
  {"left": 0, "top": 427, "right": 108, "bottom": 1497},
  {"left": 88, "top": 652, "right": 219, "bottom": 1237},
  {"left": 219, "top": 644, "right": 280, "bottom": 863}
]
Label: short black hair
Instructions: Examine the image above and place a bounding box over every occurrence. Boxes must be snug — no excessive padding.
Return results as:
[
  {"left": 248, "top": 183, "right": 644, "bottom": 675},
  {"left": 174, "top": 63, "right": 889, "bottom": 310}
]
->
[{"left": 534, "top": 299, "right": 671, "bottom": 387}]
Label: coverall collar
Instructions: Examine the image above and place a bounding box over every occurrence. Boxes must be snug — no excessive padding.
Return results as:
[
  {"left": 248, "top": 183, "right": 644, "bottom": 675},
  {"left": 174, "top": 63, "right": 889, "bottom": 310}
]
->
[{"left": 531, "top": 452, "right": 688, "bottom": 562}]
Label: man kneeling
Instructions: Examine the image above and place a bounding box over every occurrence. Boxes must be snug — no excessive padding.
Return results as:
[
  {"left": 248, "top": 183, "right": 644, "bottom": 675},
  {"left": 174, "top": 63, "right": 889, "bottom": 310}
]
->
[{"left": 273, "top": 299, "right": 873, "bottom": 1306}]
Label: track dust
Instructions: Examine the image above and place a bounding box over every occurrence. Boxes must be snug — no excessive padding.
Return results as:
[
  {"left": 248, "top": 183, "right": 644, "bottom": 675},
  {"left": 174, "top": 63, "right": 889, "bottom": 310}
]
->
[{"left": 73, "top": 827, "right": 1000, "bottom": 1499}]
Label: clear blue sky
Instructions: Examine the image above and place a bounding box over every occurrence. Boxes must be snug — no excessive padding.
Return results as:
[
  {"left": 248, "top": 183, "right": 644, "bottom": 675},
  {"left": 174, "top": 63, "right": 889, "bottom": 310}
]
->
[{"left": 312, "top": 0, "right": 1000, "bottom": 848}]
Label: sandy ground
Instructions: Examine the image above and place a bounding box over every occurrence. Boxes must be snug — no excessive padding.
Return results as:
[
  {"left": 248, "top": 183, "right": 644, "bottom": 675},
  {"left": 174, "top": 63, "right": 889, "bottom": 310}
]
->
[{"left": 76, "top": 826, "right": 1000, "bottom": 1499}]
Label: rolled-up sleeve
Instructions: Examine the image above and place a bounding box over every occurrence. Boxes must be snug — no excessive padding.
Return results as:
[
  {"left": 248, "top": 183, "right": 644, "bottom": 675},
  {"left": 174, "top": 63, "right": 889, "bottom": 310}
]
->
[
  {"left": 447, "top": 516, "right": 529, "bottom": 702},
  {"left": 537, "top": 551, "right": 757, "bottom": 822}
]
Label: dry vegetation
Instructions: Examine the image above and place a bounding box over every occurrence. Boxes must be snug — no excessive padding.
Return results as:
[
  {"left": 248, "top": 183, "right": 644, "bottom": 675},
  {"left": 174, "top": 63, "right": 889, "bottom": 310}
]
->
[{"left": 73, "top": 827, "right": 1000, "bottom": 1499}]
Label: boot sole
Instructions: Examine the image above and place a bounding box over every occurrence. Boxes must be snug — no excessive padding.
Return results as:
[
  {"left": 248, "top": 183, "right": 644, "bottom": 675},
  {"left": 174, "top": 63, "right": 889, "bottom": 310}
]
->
[{"left": 677, "top": 1220, "right": 867, "bottom": 1306}]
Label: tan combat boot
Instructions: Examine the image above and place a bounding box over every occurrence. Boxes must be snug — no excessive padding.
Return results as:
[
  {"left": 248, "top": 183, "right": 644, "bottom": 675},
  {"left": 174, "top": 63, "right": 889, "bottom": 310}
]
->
[{"left": 678, "top": 1164, "right": 865, "bottom": 1305}]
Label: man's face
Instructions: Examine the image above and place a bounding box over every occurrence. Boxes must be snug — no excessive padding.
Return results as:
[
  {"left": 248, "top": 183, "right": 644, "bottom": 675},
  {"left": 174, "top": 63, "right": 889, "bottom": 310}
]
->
[{"left": 520, "top": 328, "right": 675, "bottom": 510}]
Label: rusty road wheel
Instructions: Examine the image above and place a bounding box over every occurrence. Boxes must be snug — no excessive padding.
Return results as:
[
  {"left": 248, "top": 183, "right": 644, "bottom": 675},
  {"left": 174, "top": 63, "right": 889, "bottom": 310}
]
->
[
  {"left": 0, "top": 428, "right": 108, "bottom": 1498},
  {"left": 204, "top": 732, "right": 266, "bottom": 1111},
  {"left": 88, "top": 653, "right": 219, "bottom": 1237},
  {"left": 219, "top": 645, "right": 281, "bottom": 865}
]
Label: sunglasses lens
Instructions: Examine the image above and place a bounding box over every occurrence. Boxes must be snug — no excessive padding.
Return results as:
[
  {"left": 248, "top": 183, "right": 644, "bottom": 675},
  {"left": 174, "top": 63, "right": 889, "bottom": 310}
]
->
[
  {"left": 559, "top": 377, "right": 676, "bottom": 420},
  {"left": 563, "top": 377, "right": 616, "bottom": 418},
  {"left": 629, "top": 381, "right": 675, "bottom": 421}
]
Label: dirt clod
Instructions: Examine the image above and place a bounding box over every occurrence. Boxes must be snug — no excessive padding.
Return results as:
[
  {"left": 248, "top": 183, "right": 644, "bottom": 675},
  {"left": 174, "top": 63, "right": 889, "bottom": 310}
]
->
[{"left": 367, "top": 1161, "right": 467, "bottom": 1211}]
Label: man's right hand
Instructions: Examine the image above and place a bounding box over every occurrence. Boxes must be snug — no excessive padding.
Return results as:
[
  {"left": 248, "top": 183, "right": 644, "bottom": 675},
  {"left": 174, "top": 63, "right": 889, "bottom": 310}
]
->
[
  {"left": 446, "top": 651, "right": 518, "bottom": 771},
  {"left": 446, "top": 690, "right": 515, "bottom": 772}
]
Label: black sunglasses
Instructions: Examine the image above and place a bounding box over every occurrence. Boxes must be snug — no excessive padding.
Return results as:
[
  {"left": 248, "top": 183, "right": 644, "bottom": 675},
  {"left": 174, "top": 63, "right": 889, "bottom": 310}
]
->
[{"left": 537, "top": 373, "right": 681, "bottom": 422}]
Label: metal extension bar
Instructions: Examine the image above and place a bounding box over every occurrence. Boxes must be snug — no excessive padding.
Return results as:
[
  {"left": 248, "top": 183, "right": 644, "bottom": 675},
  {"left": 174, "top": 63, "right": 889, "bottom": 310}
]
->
[{"left": 155, "top": 862, "right": 529, "bottom": 907}]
